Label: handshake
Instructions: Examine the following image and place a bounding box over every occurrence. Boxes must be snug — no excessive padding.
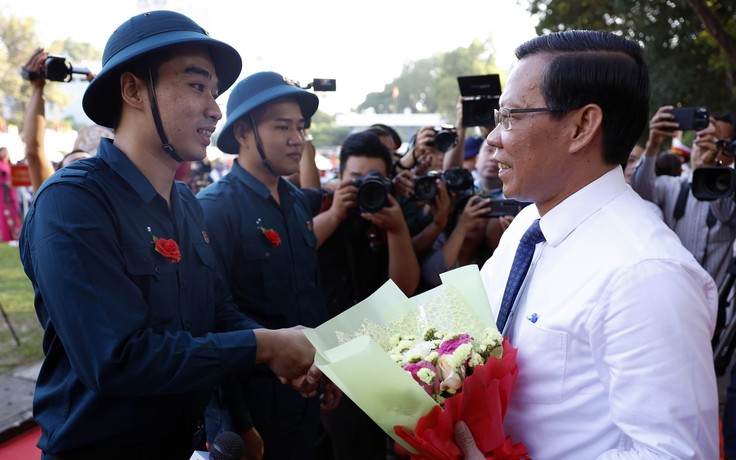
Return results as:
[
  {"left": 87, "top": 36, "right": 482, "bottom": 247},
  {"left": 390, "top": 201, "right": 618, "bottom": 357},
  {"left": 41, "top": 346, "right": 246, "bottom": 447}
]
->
[{"left": 254, "top": 326, "right": 341, "bottom": 410}]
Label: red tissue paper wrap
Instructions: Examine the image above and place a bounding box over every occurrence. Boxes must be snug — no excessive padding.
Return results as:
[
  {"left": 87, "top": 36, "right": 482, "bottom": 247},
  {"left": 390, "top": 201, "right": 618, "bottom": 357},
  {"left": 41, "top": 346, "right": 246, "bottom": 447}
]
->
[{"left": 394, "top": 338, "right": 530, "bottom": 460}]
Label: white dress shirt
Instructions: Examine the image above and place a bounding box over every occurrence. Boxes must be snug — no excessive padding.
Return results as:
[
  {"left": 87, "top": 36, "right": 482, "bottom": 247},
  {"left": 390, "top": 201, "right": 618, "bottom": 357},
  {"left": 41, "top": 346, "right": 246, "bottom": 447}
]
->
[{"left": 481, "top": 167, "right": 719, "bottom": 459}]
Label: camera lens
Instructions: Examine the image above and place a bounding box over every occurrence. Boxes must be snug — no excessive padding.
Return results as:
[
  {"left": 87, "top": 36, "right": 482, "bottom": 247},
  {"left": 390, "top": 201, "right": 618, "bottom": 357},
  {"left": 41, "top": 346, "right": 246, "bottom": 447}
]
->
[
  {"left": 434, "top": 131, "right": 458, "bottom": 152},
  {"left": 414, "top": 176, "right": 439, "bottom": 201},
  {"left": 443, "top": 167, "right": 474, "bottom": 191},
  {"left": 355, "top": 171, "right": 392, "bottom": 213},
  {"left": 692, "top": 167, "right": 735, "bottom": 200},
  {"left": 357, "top": 182, "right": 388, "bottom": 212}
]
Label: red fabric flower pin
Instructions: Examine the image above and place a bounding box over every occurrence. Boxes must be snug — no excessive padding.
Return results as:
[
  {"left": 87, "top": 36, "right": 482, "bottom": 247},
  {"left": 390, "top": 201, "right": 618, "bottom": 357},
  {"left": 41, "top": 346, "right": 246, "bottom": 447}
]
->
[
  {"left": 151, "top": 234, "right": 181, "bottom": 263},
  {"left": 258, "top": 226, "right": 281, "bottom": 247}
]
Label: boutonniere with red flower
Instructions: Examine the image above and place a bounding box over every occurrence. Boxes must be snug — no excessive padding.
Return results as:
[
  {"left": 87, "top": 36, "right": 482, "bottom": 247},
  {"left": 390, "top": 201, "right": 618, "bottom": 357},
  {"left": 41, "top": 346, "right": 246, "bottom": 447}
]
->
[
  {"left": 256, "top": 219, "right": 281, "bottom": 247},
  {"left": 148, "top": 227, "right": 181, "bottom": 263}
]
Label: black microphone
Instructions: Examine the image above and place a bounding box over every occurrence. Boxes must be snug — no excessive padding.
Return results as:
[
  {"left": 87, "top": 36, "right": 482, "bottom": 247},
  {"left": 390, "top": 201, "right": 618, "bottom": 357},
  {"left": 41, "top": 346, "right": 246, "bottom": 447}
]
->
[{"left": 209, "top": 431, "right": 244, "bottom": 460}]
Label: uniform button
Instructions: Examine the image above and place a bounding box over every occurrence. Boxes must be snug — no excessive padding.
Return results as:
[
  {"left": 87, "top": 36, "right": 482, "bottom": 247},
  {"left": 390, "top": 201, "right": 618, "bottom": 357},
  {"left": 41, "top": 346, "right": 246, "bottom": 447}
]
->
[
  {"left": 265, "top": 251, "right": 271, "bottom": 258},
  {"left": 155, "top": 266, "right": 161, "bottom": 273}
]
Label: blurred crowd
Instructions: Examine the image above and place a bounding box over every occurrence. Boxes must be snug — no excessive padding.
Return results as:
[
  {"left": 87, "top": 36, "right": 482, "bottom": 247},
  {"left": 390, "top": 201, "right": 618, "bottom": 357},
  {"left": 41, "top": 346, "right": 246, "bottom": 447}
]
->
[{"left": 8, "top": 25, "right": 736, "bottom": 459}]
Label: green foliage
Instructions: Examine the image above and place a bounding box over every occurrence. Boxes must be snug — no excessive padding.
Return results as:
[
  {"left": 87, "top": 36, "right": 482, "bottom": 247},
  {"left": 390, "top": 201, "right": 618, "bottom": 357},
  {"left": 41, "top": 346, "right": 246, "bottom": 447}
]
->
[
  {"left": 310, "top": 110, "right": 351, "bottom": 146},
  {"left": 0, "top": 243, "right": 42, "bottom": 373},
  {"left": 527, "top": 0, "right": 736, "bottom": 114},
  {"left": 356, "top": 39, "right": 502, "bottom": 121},
  {"left": 0, "top": 11, "right": 102, "bottom": 130},
  {"left": 0, "top": 13, "right": 40, "bottom": 127}
]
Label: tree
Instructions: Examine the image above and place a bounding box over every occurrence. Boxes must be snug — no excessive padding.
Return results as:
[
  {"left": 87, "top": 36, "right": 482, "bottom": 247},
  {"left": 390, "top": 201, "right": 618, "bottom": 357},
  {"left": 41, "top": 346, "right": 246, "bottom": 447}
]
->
[
  {"left": 356, "top": 38, "right": 501, "bottom": 121},
  {"left": 0, "top": 12, "right": 101, "bottom": 129},
  {"left": 0, "top": 13, "right": 39, "bottom": 128},
  {"left": 526, "top": 0, "right": 736, "bottom": 114}
]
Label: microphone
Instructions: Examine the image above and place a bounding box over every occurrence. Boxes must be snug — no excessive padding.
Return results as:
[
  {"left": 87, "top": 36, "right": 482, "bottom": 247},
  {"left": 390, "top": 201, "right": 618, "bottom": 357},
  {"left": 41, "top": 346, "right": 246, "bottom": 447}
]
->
[
  {"left": 189, "top": 431, "right": 244, "bottom": 460},
  {"left": 210, "top": 431, "right": 244, "bottom": 460}
]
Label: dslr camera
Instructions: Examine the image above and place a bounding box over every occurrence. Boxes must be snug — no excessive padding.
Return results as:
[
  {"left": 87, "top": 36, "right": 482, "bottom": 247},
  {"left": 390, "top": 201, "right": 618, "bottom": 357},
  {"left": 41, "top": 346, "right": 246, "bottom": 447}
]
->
[
  {"left": 354, "top": 170, "right": 393, "bottom": 213},
  {"left": 691, "top": 138, "right": 736, "bottom": 201},
  {"left": 413, "top": 167, "right": 474, "bottom": 202},
  {"left": 457, "top": 74, "right": 502, "bottom": 128},
  {"left": 21, "top": 56, "right": 92, "bottom": 82},
  {"left": 430, "top": 125, "right": 459, "bottom": 152}
]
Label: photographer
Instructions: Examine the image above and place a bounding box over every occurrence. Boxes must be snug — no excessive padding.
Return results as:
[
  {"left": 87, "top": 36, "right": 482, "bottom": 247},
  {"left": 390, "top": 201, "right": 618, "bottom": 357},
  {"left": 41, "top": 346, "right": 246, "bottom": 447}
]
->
[
  {"left": 22, "top": 47, "right": 93, "bottom": 192},
  {"left": 631, "top": 106, "right": 736, "bottom": 289},
  {"left": 393, "top": 125, "right": 458, "bottom": 177},
  {"left": 303, "top": 129, "right": 419, "bottom": 460}
]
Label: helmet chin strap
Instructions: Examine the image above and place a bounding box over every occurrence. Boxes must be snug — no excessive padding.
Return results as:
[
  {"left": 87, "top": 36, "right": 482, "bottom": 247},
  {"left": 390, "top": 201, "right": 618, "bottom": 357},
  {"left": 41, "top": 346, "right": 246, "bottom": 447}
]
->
[
  {"left": 147, "top": 67, "right": 184, "bottom": 163},
  {"left": 249, "top": 113, "right": 278, "bottom": 177}
]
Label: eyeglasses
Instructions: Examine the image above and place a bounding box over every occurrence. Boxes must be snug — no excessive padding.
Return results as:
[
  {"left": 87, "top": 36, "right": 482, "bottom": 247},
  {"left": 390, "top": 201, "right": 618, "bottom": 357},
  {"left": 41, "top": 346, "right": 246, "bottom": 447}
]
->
[{"left": 494, "top": 107, "right": 557, "bottom": 131}]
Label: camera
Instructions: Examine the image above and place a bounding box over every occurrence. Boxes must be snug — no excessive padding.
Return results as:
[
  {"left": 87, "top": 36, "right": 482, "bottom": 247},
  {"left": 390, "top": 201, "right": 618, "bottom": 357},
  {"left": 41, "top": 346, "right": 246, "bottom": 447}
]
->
[
  {"left": 430, "top": 125, "right": 459, "bottom": 152},
  {"left": 354, "top": 170, "right": 393, "bottom": 213},
  {"left": 413, "top": 167, "right": 474, "bottom": 201},
  {"left": 716, "top": 138, "right": 736, "bottom": 157},
  {"left": 457, "top": 74, "right": 502, "bottom": 128},
  {"left": 692, "top": 167, "right": 736, "bottom": 201},
  {"left": 664, "top": 106, "right": 710, "bottom": 132},
  {"left": 21, "top": 56, "right": 92, "bottom": 82},
  {"left": 287, "top": 77, "right": 336, "bottom": 128}
]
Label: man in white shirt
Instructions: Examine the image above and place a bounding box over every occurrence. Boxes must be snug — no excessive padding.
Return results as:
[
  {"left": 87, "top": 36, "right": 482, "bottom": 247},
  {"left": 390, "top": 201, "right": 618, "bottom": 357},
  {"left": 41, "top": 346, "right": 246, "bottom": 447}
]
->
[{"left": 456, "top": 30, "right": 719, "bottom": 459}]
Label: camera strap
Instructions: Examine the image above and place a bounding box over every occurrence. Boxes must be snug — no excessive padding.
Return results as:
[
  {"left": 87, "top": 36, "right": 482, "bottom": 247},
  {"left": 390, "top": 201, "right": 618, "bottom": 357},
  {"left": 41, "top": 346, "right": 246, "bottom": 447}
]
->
[
  {"left": 674, "top": 178, "right": 716, "bottom": 227},
  {"left": 146, "top": 68, "right": 184, "bottom": 163}
]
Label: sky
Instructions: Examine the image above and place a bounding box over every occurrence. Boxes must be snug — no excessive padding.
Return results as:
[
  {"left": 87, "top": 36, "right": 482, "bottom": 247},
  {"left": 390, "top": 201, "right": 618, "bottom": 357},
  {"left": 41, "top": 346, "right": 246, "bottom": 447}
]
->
[{"left": 2, "top": 0, "right": 539, "bottom": 119}]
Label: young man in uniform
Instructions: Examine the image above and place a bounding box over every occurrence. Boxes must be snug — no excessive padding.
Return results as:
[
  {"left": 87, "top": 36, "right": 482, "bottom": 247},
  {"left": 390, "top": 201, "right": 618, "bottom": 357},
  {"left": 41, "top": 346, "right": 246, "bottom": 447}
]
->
[{"left": 20, "top": 11, "right": 320, "bottom": 459}]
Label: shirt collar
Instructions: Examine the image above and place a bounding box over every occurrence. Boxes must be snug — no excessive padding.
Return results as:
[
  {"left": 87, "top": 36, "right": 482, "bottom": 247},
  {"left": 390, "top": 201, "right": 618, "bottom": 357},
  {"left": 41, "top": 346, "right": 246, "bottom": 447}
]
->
[
  {"left": 229, "top": 161, "right": 271, "bottom": 199},
  {"left": 97, "top": 138, "right": 160, "bottom": 204},
  {"left": 541, "top": 166, "right": 626, "bottom": 247},
  {"left": 228, "top": 160, "right": 298, "bottom": 209}
]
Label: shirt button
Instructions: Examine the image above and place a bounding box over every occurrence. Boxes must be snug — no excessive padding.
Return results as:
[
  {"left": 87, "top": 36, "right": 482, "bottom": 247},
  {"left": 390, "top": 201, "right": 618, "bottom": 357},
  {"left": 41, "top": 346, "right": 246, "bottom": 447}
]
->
[
  {"left": 265, "top": 251, "right": 271, "bottom": 258},
  {"left": 155, "top": 266, "right": 161, "bottom": 273}
]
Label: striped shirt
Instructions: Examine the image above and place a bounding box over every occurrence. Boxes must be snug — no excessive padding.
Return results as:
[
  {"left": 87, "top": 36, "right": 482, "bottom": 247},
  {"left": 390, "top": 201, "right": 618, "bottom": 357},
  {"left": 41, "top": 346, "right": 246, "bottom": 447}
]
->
[{"left": 632, "top": 155, "right": 736, "bottom": 286}]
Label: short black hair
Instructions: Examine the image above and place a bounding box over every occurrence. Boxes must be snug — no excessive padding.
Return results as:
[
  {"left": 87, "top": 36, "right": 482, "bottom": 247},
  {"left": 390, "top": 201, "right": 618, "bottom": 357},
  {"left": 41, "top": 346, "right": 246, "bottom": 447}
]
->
[
  {"left": 516, "top": 30, "right": 650, "bottom": 166},
  {"left": 339, "top": 130, "right": 392, "bottom": 176}
]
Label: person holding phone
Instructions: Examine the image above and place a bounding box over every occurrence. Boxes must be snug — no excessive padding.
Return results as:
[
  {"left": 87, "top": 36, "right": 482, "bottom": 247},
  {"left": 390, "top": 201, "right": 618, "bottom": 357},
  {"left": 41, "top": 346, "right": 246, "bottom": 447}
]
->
[{"left": 631, "top": 105, "right": 736, "bottom": 289}]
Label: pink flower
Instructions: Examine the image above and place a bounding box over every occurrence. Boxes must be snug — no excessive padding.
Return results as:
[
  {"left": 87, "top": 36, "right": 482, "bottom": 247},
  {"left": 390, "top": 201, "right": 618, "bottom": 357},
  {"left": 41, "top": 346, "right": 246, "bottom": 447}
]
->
[
  {"left": 404, "top": 360, "right": 440, "bottom": 397},
  {"left": 438, "top": 333, "right": 471, "bottom": 355}
]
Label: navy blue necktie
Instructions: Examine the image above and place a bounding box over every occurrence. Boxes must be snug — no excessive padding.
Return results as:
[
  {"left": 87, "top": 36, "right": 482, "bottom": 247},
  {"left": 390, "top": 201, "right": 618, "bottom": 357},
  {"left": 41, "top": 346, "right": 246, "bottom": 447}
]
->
[{"left": 496, "top": 219, "right": 546, "bottom": 332}]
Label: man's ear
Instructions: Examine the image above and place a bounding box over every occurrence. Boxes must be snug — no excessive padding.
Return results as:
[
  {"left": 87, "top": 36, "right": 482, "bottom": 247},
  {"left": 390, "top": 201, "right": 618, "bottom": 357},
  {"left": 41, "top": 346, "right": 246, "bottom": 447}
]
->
[
  {"left": 568, "top": 104, "right": 603, "bottom": 154},
  {"left": 233, "top": 119, "right": 251, "bottom": 147},
  {"left": 119, "top": 71, "right": 146, "bottom": 111}
]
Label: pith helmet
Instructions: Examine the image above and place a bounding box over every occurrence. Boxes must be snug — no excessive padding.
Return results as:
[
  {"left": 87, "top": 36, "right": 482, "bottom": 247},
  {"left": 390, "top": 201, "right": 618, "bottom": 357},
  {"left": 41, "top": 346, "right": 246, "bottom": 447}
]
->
[
  {"left": 83, "top": 10, "right": 242, "bottom": 128},
  {"left": 217, "top": 71, "right": 319, "bottom": 154}
]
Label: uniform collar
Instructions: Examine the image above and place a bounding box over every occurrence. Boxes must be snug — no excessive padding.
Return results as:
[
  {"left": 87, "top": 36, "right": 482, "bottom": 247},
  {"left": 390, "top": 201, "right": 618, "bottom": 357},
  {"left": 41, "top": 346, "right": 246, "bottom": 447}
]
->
[
  {"left": 229, "top": 160, "right": 272, "bottom": 200},
  {"left": 97, "top": 138, "right": 160, "bottom": 204}
]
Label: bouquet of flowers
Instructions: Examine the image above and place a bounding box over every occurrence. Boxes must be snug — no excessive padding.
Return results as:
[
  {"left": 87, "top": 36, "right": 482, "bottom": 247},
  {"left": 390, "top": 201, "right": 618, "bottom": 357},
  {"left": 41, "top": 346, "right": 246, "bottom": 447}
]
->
[{"left": 304, "top": 265, "right": 528, "bottom": 459}]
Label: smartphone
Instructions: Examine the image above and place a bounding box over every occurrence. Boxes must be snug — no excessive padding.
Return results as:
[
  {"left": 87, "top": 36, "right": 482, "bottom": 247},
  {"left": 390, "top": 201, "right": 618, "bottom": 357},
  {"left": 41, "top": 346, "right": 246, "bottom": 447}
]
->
[
  {"left": 664, "top": 106, "right": 709, "bottom": 131},
  {"left": 479, "top": 199, "right": 521, "bottom": 218}
]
